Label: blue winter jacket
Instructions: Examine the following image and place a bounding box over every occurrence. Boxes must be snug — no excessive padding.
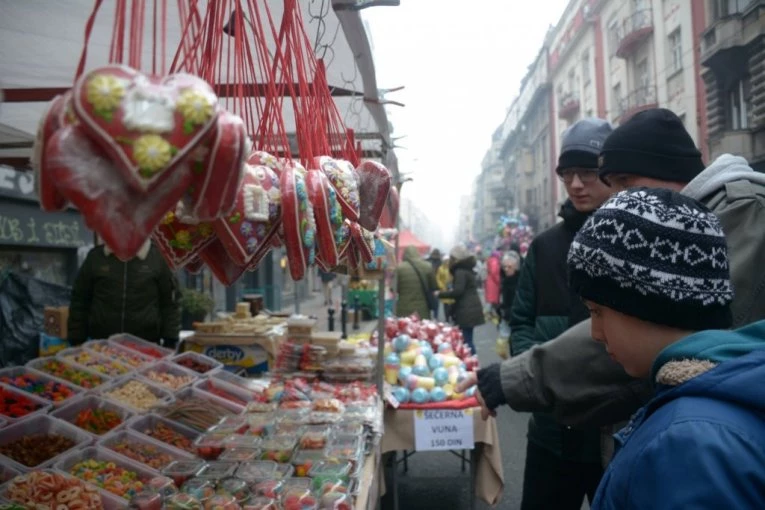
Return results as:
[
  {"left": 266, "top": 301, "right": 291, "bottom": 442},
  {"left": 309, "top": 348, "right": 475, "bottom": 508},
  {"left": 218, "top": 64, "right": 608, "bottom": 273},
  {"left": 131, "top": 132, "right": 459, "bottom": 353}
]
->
[{"left": 592, "top": 320, "right": 765, "bottom": 509}]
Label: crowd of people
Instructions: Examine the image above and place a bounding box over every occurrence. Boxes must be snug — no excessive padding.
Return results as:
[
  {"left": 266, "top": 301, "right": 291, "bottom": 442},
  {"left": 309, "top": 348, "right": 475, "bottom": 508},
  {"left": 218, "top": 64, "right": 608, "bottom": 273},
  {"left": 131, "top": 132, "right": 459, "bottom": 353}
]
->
[{"left": 396, "top": 108, "right": 765, "bottom": 509}]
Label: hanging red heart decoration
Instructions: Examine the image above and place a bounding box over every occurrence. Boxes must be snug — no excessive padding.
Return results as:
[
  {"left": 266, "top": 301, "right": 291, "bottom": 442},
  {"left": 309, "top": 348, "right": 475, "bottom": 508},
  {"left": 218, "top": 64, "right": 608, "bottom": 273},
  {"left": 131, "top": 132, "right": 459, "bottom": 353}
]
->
[
  {"left": 280, "top": 161, "right": 316, "bottom": 281},
  {"left": 355, "top": 160, "right": 391, "bottom": 231}
]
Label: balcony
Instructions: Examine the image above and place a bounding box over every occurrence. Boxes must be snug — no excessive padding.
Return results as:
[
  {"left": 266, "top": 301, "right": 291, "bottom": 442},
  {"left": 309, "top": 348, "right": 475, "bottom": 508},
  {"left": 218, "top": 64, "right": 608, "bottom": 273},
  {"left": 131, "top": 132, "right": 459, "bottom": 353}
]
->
[
  {"left": 610, "top": 9, "right": 654, "bottom": 59},
  {"left": 558, "top": 91, "right": 581, "bottom": 120},
  {"left": 709, "top": 129, "right": 765, "bottom": 163},
  {"left": 701, "top": 3, "right": 761, "bottom": 71},
  {"left": 617, "top": 85, "right": 658, "bottom": 122}
]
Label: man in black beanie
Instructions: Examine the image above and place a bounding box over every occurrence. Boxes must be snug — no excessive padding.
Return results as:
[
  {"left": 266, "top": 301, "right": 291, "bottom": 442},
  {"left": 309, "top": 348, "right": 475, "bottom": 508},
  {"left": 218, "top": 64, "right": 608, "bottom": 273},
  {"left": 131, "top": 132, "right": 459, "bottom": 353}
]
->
[{"left": 460, "top": 108, "right": 765, "bottom": 466}]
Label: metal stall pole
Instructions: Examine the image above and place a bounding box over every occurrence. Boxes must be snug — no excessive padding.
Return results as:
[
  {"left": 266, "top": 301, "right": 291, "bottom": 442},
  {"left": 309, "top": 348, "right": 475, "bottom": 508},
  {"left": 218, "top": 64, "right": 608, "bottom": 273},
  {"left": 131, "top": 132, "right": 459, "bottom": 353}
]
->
[{"left": 376, "top": 276, "right": 386, "bottom": 396}]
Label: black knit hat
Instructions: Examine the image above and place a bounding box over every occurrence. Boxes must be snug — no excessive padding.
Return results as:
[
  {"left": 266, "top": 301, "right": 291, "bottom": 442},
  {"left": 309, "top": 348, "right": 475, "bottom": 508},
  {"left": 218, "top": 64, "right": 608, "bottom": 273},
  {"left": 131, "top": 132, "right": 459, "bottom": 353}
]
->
[
  {"left": 598, "top": 108, "right": 705, "bottom": 184},
  {"left": 556, "top": 118, "right": 613, "bottom": 173},
  {"left": 568, "top": 187, "right": 733, "bottom": 331}
]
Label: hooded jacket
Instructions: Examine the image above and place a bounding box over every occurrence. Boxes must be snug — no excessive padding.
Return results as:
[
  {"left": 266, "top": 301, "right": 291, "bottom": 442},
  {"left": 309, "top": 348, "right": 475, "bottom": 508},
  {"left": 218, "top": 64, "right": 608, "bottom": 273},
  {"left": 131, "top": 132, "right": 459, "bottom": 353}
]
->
[
  {"left": 395, "top": 246, "right": 437, "bottom": 320},
  {"left": 592, "top": 320, "right": 765, "bottom": 509},
  {"left": 438, "top": 255, "right": 484, "bottom": 328},
  {"left": 508, "top": 199, "right": 600, "bottom": 462},
  {"left": 498, "top": 154, "right": 765, "bottom": 430}
]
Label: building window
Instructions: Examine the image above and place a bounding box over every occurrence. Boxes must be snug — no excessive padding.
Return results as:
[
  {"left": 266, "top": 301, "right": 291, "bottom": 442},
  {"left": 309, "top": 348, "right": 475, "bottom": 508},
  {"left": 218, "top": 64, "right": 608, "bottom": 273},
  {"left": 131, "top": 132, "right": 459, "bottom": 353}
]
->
[
  {"left": 711, "top": 0, "right": 755, "bottom": 21},
  {"left": 526, "top": 188, "right": 533, "bottom": 205},
  {"left": 581, "top": 51, "right": 591, "bottom": 85},
  {"left": 636, "top": 58, "right": 650, "bottom": 89},
  {"left": 668, "top": 29, "right": 682, "bottom": 75},
  {"left": 541, "top": 135, "right": 548, "bottom": 167},
  {"left": 728, "top": 77, "right": 751, "bottom": 130},
  {"left": 612, "top": 83, "right": 622, "bottom": 116}
]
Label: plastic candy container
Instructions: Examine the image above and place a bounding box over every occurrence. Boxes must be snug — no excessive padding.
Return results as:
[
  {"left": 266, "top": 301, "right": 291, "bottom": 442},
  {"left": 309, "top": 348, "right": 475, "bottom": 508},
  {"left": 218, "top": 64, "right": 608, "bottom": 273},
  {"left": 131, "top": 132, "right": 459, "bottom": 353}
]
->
[
  {"left": 61, "top": 349, "right": 131, "bottom": 377},
  {"left": 129, "top": 491, "right": 164, "bottom": 510},
  {"left": 245, "top": 401, "right": 277, "bottom": 413},
  {"left": 243, "top": 496, "right": 279, "bottom": 510},
  {"left": 217, "top": 477, "right": 251, "bottom": 503},
  {"left": 319, "top": 491, "right": 353, "bottom": 510},
  {"left": 181, "top": 478, "right": 216, "bottom": 502},
  {"left": 317, "top": 480, "right": 349, "bottom": 495},
  {"left": 308, "top": 460, "right": 354, "bottom": 486},
  {"left": 0, "top": 434, "right": 76, "bottom": 468},
  {"left": 203, "top": 494, "right": 239, "bottom": 510},
  {"left": 143, "top": 367, "right": 197, "bottom": 391},
  {"left": 219, "top": 447, "right": 259, "bottom": 462},
  {"left": 260, "top": 436, "right": 297, "bottom": 463},
  {"left": 299, "top": 425, "right": 330, "bottom": 450},
  {"left": 139, "top": 420, "right": 198, "bottom": 453},
  {"left": 86, "top": 340, "right": 154, "bottom": 368},
  {"left": 195, "top": 433, "right": 227, "bottom": 460},
  {"left": 292, "top": 450, "right": 327, "bottom": 478},
  {"left": 196, "top": 461, "right": 238, "bottom": 481},
  {"left": 166, "top": 493, "right": 204, "bottom": 510},
  {"left": 161, "top": 459, "right": 206, "bottom": 487},
  {"left": 213, "top": 415, "right": 250, "bottom": 435},
  {"left": 32, "top": 358, "right": 106, "bottom": 388},
  {"left": 253, "top": 479, "right": 285, "bottom": 499},
  {"left": 246, "top": 413, "right": 277, "bottom": 437},
  {"left": 274, "top": 462, "right": 296, "bottom": 479},
  {"left": 0, "top": 371, "right": 79, "bottom": 403},
  {"left": 103, "top": 434, "right": 180, "bottom": 470},
  {"left": 103, "top": 379, "right": 168, "bottom": 412},
  {"left": 0, "top": 386, "right": 47, "bottom": 420},
  {"left": 147, "top": 475, "right": 179, "bottom": 498},
  {"left": 4, "top": 470, "right": 105, "bottom": 510},
  {"left": 74, "top": 407, "right": 125, "bottom": 435},
  {"left": 281, "top": 487, "right": 319, "bottom": 510},
  {"left": 173, "top": 353, "right": 220, "bottom": 374},
  {"left": 68, "top": 459, "right": 146, "bottom": 500}
]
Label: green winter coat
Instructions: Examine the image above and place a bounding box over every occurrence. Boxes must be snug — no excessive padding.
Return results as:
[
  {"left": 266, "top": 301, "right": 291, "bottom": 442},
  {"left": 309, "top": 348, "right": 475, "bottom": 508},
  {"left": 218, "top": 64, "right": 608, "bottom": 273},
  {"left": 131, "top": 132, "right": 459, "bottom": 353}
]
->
[
  {"left": 67, "top": 244, "right": 181, "bottom": 344},
  {"left": 395, "top": 246, "right": 437, "bottom": 319},
  {"left": 438, "top": 256, "right": 485, "bottom": 328}
]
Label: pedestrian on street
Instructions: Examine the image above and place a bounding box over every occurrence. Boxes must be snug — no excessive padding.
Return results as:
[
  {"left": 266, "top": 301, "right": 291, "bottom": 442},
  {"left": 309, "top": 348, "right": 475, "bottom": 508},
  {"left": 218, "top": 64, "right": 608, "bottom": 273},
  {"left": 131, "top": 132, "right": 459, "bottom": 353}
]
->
[
  {"left": 436, "top": 245, "right": 485, "bottom": 354},
  {"left": 427, "top": 249, "right": 443, "bottom": 318},
  {"left": 506, "top": 117, "right": 614, "bottom": 509},
  {"left": 318, "top": 268, "right": 337, "bottom": 306},
  {"left": 495, "top": 251, "right": 521, "bottom": 359},
  {"left": 436, "top": 255, "right": 455, "bottom": 323},
  {"left": 395, "top": 245, "right": 437, "bottom": 320},
  {"left": 569, "top": 187, "right": 765, "bottom": 509},
  {"left": 484, "top": 251, "right": 502, "bottom": 323}
]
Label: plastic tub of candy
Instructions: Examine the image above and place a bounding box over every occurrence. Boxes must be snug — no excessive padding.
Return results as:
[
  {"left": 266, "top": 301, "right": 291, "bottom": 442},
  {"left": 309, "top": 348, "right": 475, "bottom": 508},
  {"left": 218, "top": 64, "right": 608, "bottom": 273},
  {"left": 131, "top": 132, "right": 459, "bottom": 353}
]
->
[
  {"left": 275, "top": 421, "right": 307, "bottom": 437},
  {"left": 299, "top": 425, "right": 331, "bottom": 450},
  {"left": 325, "top": 435, "right": 363, "bottom": 462},
  {"left": 252, "top": 478, "right": 286, "bottom": 499},
  {"left": 195, "top": 461, "right": 238, "bottom": 481},
  {"left": 245, "top": 401, "right": 278, "bottom": 414},
  {"left": 0, "top": 414, "right": 91, "bottom": 472},
  {"left": 331, "top": 422, "right": 365, "bottom": 438},
  {"left": 166, "top": 492, "right": 205, "bottom": 509},
  {"left": 0, "top": 366, "right": 84, "bottom": 407},
  {"left": 245, "top": 412, "right": 278, "bottom": 437},
  {"left": 0, "top": 468, "right": 128, "bottom": 510},
  {"left": 160, "top": 459, "right": 206, "bottom": 488},
  {"left": 26, "top": 356, "right": 108, "bottom": 389},
  {"left": 219, "top": 447, "right": 260, "bottom": 463},
  {"left": 281, "top": 487, "right": 319, "bottom": 510},
  {"left": 243, "top": 496, "right": 280, "bottom": 510},
  {"left": 0, "top": 384, "right": 51, "bottom": 424},
  {"left": 193, "top": 378, "right": 251, "bottom": 407},
  {"left": 98, "top": 429, "right": 195, "bottom": 471},
  {"left": 308, "top": 460, "right": 354, "bottom": 486},
  {"left": 214, "top": 370, "right": 270, "bottom": 395},
  {"left": 109, "top": 333, "right": 174, "bottom": 359},
  {"left": 223, "top": 434, "right": 263, "bottom": 450},
  {"left": 318, "top": 490, "right": 353, "bottom": 510},
  {"left": 311, "top": 398, "right": 345, "bottom": 414},
  {"left": 211, "top": 414, "right": 251, "bottom": 435},
  {"left": 217, "top": 477, "right": 252, "bottom": 504},
  {"left": 235, "top": 460, "right": 278, "bottom": 482},
  {"left": 57, "top": 347, "right": 133, "bottom": 378},
  {"left": 128, "top": 414, "right": 201, "bottom": 455},
  {"left": 292, "top": 449, "right": 328, "bottom": 478},
  {"left": 259, "top": 435, "right": 298, "bottom": 463},
  {"left": 138, "top": 361, "right": 199, "bottom": 392},
  {"left": 54, "top": 446, "right": 158, "bottom": 500},
  {"left": 51, "top": 394, "right": 135, "bottom": 440},
  {"left": 99, "top": 377, "right": 175, "bottom": 414},
  {"left": 194, "top": 432, "right": 227, "bottom": 461},
  {"left": 155, "top": 387, "right": 244, "bottom": 431},
  {"left": 170, "top": 352, "right": 223, "bottom": 375},
  {"left": 84, "top": 339, "right": 156, "bottom": 368}
]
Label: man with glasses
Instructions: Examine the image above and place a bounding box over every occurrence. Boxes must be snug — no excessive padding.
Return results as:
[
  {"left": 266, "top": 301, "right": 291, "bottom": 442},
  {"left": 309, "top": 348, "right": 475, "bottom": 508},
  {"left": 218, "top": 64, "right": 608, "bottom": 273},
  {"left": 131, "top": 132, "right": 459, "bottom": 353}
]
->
[{"left": 502, "top": 118, "right": 614, "bottom": 509}]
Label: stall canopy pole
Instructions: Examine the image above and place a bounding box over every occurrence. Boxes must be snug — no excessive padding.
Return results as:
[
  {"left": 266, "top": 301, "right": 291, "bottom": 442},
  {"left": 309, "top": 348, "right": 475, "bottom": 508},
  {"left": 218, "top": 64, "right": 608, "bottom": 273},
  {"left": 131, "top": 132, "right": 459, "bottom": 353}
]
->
[{"left": 376, "top": 275, "right": 386, "bottom": 395}]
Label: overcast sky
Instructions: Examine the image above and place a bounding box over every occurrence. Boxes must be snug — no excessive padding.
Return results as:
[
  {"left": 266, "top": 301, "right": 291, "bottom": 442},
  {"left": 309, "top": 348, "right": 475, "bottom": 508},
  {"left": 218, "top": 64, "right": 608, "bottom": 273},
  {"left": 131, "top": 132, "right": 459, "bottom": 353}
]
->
[{"left": 362, "top": 1, "right": 569, "bottom": 248}]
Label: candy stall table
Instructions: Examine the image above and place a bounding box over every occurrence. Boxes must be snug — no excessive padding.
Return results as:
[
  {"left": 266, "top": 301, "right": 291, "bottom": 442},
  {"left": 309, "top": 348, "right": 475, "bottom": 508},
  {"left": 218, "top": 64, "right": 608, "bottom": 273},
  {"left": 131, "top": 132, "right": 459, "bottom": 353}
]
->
[{"left": 381, "top": 407, "right": 504, "bottom": 509}]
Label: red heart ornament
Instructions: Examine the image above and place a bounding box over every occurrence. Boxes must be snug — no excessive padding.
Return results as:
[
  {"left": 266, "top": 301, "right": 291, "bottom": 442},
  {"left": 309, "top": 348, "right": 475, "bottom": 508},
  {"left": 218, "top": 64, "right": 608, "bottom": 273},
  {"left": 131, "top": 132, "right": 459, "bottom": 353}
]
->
[
  {"left": 313, "top": 156, "right": 360, "bottom": 222},
  {"left": 72, "top": 64, "right": 219, "bottom": 193},
  {"left": 306, "top": 169, "right": 343, "bottom": 268},
  {"left": 45, "top": 124, "right": 192, "bottom": 260},
  {"left": 350, "top": 222, "right": 376, "bottom": 264},
  {"left": 199, "top": 237, "right": 249, "bottom": 286},
  {"left": 213, "top": 157, "right": 282, "bottom": 268},
  {"left": 281, "top": 161, "right": 317, "bottom": 281},
  {"left": 184, "top": 111, "right": 249, "bottom": 221},
  {"left": 32, "top": 94, "right": 75, "bottom": 212},
  {"left": 185, "top": 255, "right": 205, "bottom": 274},
  {"left": 152, "top": 205, "right": 216, "bottom": 270},
  {"left": 355, "top": 160, "right": 391, "bottom": 231}
]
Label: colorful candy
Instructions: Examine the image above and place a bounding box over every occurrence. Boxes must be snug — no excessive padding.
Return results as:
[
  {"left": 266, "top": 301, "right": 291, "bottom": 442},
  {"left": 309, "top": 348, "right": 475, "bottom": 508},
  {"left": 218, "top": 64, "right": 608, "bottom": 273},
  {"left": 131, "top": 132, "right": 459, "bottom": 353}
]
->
[
  {"left": 0, "top": 434, "right": 76, "bottom": 467},
  {"left": 120, "top": 340, "right": 168, "bottom": 359},
  {"left": 144, "top": 370, "right": 196, "bottom": 390},
  {"left": 5, "top": 471, "right": 104, "bottom": 509},
  {"left": 63, "top": 350, "right": 131, "bottom": 376},
  {"left": 142, "top": 422, "right": 196, "bottom": 453},
  {"left": 69, "top": 459, "right": 146, "bottom": 500},
  {"left": 0, "top": 373, "right": 77, "bottom": 402},
  {"left": 35, "top": 359, "right": 105, "bottom": 388},
  {"left": 74, "top": 408, "right": 124, "bottom": 435},
  {"left": 88, "top": 342, "right": 152, "bottom": 367},
  {"left": 0, "top": 386, "right": 45, "bottom": 419},
  {"left": 107, "top": 438, "right": 178, "bottom": 469}
]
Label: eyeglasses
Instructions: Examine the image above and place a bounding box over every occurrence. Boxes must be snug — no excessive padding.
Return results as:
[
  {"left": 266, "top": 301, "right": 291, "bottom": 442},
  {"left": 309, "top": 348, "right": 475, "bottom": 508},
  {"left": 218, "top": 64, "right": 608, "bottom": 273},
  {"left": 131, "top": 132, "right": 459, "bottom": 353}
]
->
[
  {"left": 558, "top": 169, "right": 600, "bottom": 184},
  {"left": 601, "top": 173, "right": 634, "bottom": 188}
]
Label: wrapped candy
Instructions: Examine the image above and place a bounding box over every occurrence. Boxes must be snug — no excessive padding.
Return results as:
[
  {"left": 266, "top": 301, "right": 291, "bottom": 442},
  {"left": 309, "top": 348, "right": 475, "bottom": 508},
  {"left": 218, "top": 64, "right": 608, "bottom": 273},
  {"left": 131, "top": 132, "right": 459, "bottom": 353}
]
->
[{"left": 355, "top": 159, "right": 391, "bottom": 231}]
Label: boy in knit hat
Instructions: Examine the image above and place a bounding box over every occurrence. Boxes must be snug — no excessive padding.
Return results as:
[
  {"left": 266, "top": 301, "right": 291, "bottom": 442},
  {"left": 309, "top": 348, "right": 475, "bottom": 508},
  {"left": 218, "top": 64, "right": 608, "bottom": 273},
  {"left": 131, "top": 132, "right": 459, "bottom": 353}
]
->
[{"left": 567, "top": 187, "right": 765, "bottom": 508}]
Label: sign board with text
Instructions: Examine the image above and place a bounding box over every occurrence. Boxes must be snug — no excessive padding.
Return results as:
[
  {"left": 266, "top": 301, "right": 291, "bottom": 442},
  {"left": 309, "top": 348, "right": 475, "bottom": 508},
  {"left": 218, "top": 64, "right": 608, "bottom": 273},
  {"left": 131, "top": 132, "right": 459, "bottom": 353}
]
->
[
  {"left": 414, "top": 409, "right": 475, "bottom": 452},
  {"left": 0, "top": 200, "right": 90, "bottom": 249}
]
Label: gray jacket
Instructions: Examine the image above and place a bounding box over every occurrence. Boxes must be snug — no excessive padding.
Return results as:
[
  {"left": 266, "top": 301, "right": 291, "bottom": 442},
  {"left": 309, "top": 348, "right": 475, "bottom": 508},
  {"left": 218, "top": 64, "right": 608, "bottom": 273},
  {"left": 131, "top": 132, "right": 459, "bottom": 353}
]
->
[{"left": 499, "top": 155, "right": 765, "bottom": 438}]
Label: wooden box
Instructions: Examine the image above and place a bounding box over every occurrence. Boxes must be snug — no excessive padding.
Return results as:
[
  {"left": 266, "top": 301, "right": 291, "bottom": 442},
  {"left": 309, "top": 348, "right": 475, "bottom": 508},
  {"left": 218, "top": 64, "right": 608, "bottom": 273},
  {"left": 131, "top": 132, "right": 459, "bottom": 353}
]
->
[{"left": 44, "top": 306, "right": 69, "bottom": 339}]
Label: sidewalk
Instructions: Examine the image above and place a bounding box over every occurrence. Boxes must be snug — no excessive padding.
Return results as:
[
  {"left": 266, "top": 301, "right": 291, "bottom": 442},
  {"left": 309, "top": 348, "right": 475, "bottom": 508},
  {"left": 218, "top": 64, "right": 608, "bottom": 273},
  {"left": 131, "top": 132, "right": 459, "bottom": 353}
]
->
[{"left": 285, "top": 287, "right": 378, "bottom": 336}]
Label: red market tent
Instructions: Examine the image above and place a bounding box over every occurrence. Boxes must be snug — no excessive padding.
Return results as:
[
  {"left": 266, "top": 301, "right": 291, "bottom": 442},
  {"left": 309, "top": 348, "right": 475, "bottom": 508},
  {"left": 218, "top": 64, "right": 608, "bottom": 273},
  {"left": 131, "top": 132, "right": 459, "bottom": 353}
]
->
[{"left": 397, "top": 230, "right": 430, "bottom": 261}]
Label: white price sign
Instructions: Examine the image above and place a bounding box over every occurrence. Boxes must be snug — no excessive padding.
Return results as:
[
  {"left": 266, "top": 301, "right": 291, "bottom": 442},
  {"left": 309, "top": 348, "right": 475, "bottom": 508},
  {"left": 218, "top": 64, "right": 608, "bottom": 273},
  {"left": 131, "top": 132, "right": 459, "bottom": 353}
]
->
[{"left": 414, "top": 409, "right": 475, "bottom": 451}]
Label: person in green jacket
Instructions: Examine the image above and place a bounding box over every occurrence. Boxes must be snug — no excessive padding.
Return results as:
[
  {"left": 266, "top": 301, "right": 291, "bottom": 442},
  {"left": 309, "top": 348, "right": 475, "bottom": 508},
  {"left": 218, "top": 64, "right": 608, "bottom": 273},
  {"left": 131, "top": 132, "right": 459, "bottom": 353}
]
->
[
  {"left": 67, "top": 240, "right": 181, "bottom": 348},
  {"left": 395, "top": 245, "right": 437, "bottom": 320}
]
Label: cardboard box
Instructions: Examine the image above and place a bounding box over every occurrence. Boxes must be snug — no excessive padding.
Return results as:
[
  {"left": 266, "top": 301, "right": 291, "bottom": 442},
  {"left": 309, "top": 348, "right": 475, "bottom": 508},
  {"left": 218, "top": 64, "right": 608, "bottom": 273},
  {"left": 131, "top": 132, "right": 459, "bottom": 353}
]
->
[
  {"left": 183, "top": 333, "right": 280, "bottom": 375},
  {"left": 44, "top": 306, "right": 69, "bottom": 339},
  {"left": 40, "top": 332, "right": 69, "bottom": 357}
]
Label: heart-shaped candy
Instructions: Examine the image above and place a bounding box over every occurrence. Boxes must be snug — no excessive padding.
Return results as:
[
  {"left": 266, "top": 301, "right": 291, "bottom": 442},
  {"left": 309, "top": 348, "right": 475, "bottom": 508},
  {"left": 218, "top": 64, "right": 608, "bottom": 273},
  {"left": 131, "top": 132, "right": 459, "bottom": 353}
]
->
[
  {"left": 152, "top": 203, "right": 216, "bottom": 270},
  {"left": 314, "top": 156, "right": 360, "bottom": 222},
  {"left": 355, "top": 160, "right": 391, "bottom": 231},
  {"left": 72, "top": 64, "right": 219, "bottom": 193},
  {"left": 306, "top": 169, "right": 343, "bottom": 268},
  {"left": 350, "top": 222, "right": 376, "bottom": 264},
  {"left": 281, "top": 161, "right": 316, "bottom": 281},
  {"left": 185, "top": 255, "right": 205, "bottom": 274},
  {"left": 214, "top": 155, "right": 282, "bottom": 268},
  {"left": 199, "top": 237, "right": 249, "bottom": 286},
  {"left": 45, "top": 124, "right": 191, "bottom": 260},
  {"left": 32, "top": 94, "right": 75, "bottom": 211}
]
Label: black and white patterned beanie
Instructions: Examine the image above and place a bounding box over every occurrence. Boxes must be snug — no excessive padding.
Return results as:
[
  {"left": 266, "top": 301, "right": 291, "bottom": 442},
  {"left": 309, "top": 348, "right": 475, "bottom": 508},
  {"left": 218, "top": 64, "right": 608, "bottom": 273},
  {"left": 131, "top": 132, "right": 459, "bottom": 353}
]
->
[{"left": 568, "top": 187, "right": 733, "bottom": 330}]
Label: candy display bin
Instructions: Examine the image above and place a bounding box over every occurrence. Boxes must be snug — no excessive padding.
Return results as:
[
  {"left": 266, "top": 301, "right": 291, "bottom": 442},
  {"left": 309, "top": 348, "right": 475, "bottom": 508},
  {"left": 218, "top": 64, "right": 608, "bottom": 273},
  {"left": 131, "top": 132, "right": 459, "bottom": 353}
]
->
[
  {"left": 127, "top": 413, "right": 201, "bottom": 455},
  {"left": 0, "top": 415, "right": 92, "bottom": 472},
  {"left": 172, "top": 386, "right": 247, "bottom": 423},
  {"left": 108, "top": 333, "right": 174, "bottom": 359},
  {"left": 54, "top": 446, "right": 159, "bottom": 502},
  {"left": 56, "top": 346, "right": 133, "bottom": 378},
  {"left": 0, "top": 366, "right": 84, "bottom": 408},
  {"left": 170, "top": 351, "right": 224, "bottom": 375},
  {"left": 51, "top": 394, "right": 135, "bottom": 441},
  {"left": 97, "top": 428, "right": 195, "bottom": 471},
  {"left": 137, "top": 360, "right": 200, "bottom": 393},
  {"left": 193, "top": 377, "right": 254, "bottom": 407},
  {"left": 98, "top": 376, "right": 175, "bottom": 414},
  {"left": 84, "top": 339, "right": 156, "bottom": 369},
  {"left": 26, "top": 356, "right": 110, "bottom": 390},
  {"left": 0, "top": 383, "right": 51, "bottom": 424},
  {"left": 0, "top": 464, "right": 20, "bottom": 485},
  {"left": 212, "top": 369, "right": 270, "bottom": 394},
  {"left": 0, "top": 468, "right": 128, "bottom": 510}
]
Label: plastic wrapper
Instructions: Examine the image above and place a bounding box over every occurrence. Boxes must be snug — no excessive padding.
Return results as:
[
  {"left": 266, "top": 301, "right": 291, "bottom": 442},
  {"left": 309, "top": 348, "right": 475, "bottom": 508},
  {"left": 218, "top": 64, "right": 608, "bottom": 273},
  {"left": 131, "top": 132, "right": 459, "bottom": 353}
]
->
[
  {"left": 198, "top": 238, "right": 249, "bottom": 286},
  {"left": 307, "top": 412, "right": 343, "bottom": 425},
  {"left": 252, "top": 479, "right": 285, "bottom": 499},
  {"left": 349, "top": 222, "right": 376, "bottom": 264},
  {"left": 153, "top": 207, "right": 217, "bottom": 271},
  {"left": 308, "top": 460, "right": 353, "bottom": 486},
  {"left": 311, "top": 399, "right": 344, "bottom": 414},
  {"left": 51, "top": 393, "right": 134, "bottom": 438},
  {"left": 213, "top": 157, "right": 282, "bottom": 268},
  {"left": 324, "top": 436, "right": 364, "bottom": 474},
  {"left": 355, "top": 159, "right": 392, "bottom": 231},
  {"left": 245, "top": 401, "right": 278, "bottom": 414},
  {"left": 235, "top": 461, "right": 278, "bottom": 482},
  {"left": 292, "top": 449, "right": 328, "bottom": 478},
  {"left": 33, "top": 93, "right": 73, "bottom": 212},
  {"left": 318, "top": 491, "right": 353, "bottom": 510},
  {"left": 161, "top": 459, "right": 206, "bottom": 487},
  {"left": 196, "top": 461, "right": 238, "bottom": 481},
  {"left": 280, "top": 161, "right": 316, "bottom": 281}
]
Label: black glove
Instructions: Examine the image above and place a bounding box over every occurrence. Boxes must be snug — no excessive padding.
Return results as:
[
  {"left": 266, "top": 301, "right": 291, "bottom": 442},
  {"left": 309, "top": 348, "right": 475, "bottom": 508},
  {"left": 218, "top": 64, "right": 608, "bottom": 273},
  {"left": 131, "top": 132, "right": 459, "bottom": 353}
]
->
[{"left": 477, "top": 363, "right": 507, "bottom": 411}]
